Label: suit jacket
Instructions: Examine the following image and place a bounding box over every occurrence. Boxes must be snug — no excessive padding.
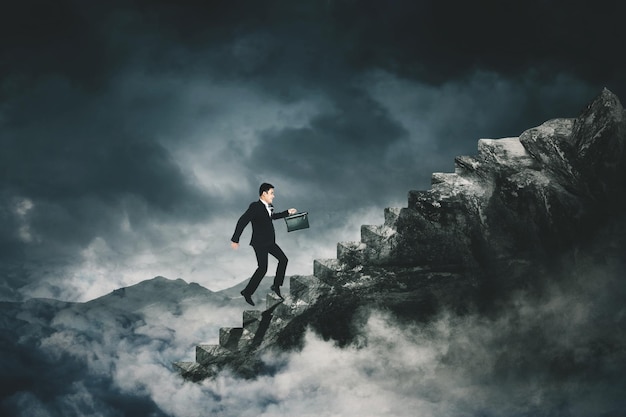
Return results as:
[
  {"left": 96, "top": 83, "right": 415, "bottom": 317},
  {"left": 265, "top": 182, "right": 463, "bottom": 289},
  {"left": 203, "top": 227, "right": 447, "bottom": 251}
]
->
[{"left": 231, "top": 200, "right": 289, "bottom": 247}]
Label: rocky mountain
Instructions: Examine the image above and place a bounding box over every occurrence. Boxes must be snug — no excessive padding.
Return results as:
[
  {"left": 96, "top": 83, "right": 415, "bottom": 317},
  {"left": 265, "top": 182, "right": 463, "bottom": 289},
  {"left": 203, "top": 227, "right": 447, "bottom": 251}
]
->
[{"left": 174, "top": 89, "right": 626, "bottom": 382}]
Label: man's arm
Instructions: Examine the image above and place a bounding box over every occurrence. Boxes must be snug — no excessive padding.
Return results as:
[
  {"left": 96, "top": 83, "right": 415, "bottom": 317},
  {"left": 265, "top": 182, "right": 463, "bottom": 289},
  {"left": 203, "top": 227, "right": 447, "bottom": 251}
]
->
[
  {"left": 231, "top": 204, "right": 255, "bottom": 244},
  {"left": 271, "top": 208, "right": 297, "bottom": 220}
]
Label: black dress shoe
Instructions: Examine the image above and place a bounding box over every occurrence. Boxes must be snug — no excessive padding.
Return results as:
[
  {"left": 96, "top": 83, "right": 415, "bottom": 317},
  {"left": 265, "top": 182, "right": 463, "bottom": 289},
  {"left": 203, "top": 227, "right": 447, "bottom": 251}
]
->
[
  {"left": 270, "top": 285, "right": 283, "bottom": 299},
  {"left": 240, "top": 290, "right": 255, "bottom": 306}
]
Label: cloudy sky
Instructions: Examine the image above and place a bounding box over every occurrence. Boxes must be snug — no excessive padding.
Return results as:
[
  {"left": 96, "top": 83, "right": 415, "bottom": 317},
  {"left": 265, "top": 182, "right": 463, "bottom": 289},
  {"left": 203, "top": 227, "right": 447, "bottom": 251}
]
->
[
  {"left": 2, "top": 2, "right": 626, "bottom": 416},
  {"left": 2, "top": 0, "right": 625, "bottom": 302}
]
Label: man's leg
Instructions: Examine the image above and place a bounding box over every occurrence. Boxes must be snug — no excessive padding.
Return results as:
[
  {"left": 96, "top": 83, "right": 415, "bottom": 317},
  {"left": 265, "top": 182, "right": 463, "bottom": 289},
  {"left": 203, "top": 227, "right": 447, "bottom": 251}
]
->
[
  {"left": 242, "top": 246, "right": 269, "bottom": 296},
  {"left": 268, "top": 243, "right": 288, "bottom": 287}
]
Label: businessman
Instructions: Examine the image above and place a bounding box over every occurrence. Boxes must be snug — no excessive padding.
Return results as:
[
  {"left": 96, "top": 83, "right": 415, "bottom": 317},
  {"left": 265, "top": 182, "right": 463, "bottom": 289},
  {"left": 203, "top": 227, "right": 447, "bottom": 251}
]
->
[{"left": 231, "top": 183, "right": 297, "bottom": 306}]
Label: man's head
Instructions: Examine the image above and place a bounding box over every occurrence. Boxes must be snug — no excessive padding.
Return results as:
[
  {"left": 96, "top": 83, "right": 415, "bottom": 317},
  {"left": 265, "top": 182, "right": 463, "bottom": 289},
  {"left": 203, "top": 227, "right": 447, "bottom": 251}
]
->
[{"left": 259, "top": 182, "right": 275, "bottom": 204}]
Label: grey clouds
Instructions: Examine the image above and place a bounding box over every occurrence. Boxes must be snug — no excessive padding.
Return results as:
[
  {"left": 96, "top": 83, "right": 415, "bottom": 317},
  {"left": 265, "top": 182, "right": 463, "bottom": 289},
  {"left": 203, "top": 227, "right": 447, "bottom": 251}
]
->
[
  {"left": 1, "top": 3, "right": 626, "bottom": 414},
  {"left": 2, "top": 0, "right": 617, "bottom": 300},
  {"left": 2, "top": 1, "right": 624, "bottom": 297},
  {"left": 2, "top": 267, "right": 625, "bottom": 416}
]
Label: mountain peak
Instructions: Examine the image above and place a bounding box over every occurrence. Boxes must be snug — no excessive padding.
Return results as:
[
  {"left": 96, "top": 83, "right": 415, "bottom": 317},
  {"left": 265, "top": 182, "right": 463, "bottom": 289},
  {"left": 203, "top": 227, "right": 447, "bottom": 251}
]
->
[{"left": 86, "top": 276, "right": 226, "bottom": 313}]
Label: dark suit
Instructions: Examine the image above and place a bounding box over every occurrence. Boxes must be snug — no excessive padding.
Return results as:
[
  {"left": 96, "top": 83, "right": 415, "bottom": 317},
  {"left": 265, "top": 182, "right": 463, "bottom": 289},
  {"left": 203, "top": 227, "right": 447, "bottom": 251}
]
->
[{"left": 231, "top": 200, "right": 289, "bottom": 296}]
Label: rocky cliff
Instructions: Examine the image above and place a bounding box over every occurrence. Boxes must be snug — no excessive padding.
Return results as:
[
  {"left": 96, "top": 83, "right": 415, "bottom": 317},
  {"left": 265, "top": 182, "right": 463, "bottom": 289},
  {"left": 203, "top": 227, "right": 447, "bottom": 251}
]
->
[{"left": 174, "top": 89, "right": 626, "bottom": 381}]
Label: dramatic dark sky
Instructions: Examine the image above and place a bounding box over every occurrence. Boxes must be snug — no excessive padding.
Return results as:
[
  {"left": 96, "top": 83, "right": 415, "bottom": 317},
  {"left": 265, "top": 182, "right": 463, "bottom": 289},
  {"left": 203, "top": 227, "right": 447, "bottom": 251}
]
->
[{"left": 2, "top": 0, "right": 625, "bottom": 301}]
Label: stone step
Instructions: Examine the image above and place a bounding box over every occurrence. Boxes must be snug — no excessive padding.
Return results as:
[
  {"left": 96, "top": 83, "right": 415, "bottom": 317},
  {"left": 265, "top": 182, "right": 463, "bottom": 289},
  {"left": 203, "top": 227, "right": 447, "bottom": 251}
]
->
[
  {"left": 289, "top": 275, "right": 317, "bottom": 301},
  {"left": 430, "top": 172, "right": 479, "bottom": 199},
  {"left": 172, "top": 361, "right": 197, "bottom": 373},
  {"left": 432, "top": 172, "right": 469, "bottom": 189},
  {"left": 337, "top": 241, "right": 366, "bottom": 268},
  {"left": 172, "top": 361, "right": 206, "bottom": 381},
  {"left": 360, "top": 225, "right": 399, "bottom": 266},
  {"left": 431, "top": 172, "right": 457, "bottom": 186},
  {"left": 289, "top": 275, "right": 329, "bottom": 305},
  {"left": 384, "top": 207, "right": 402, "bottom": 227},
  {"left": 407, "top": 189, "right": 465, "bottom": 215},
  {"left": 407, "top": 189, "right": 432, "bottom": 210},
  {"left": 361, "top": 224, "right": 396, "bottom": 247},
  {"left": 196, "top": 344, "right": 232, "bottom": 366},
  {"left": 454, "top": 155, "right": 481, "bottom": 175},
  {"left": 242, "top": 310, "right": 263, "bottom": 335},
  {"left": 266, "top": 299, "right": 306, "bottom": 319},
  {"left": 477, "top": 137, "right": 534, "bottom": 167},
  {"left": 266, "top": 292, "right": 284, "bottom": 310},
  {"left": 219, "top": 327, "right": 248, "bottom": 350},
  {"left": 313, "top": 258, "right": 342, "bottom": 282}
]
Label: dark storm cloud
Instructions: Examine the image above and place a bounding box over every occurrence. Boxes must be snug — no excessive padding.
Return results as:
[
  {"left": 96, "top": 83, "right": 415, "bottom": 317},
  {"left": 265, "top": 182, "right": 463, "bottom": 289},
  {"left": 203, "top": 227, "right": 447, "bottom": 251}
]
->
[
  {"left": 0, "top": 73, "right": 211, "bottom": 266},
  {"left": 326, "top": 0, "right": 626, "bottom": 92},
  {"left": 249, "top": 87, "right": 409, "bottom": 206},
  {"left": 1, "top": 0, "right": 622, "bottom": 301},
  {"left": 0, "top": 1, "right": 624, "bottom": 415},
  {"left": 0, "top": 1, "right": 108, "bottom": 89},
  {"left": 3, "top": 0, "right": 625, "bottom": 90}
]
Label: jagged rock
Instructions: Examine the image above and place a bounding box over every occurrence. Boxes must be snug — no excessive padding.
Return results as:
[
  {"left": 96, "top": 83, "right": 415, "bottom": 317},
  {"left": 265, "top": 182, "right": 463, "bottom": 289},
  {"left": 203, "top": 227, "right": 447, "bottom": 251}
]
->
[
  {"left": 519, "top": 118, "right": 577, "bottom": 187},
  {"left": 175, "top": 89, "right": 626, "bottom": 381},
  {"left": 395, "top": 89, "right": 625, "bottom": 270},
  {"left": 572, "top": 89, "right": 626, "bottom": 204}
]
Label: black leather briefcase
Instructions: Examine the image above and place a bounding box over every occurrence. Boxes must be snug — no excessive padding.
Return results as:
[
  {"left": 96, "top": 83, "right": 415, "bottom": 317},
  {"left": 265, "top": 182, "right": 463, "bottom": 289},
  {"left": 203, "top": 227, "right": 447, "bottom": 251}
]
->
[{"left": 284, "top": 212, "right": 309, "bottom": 232}]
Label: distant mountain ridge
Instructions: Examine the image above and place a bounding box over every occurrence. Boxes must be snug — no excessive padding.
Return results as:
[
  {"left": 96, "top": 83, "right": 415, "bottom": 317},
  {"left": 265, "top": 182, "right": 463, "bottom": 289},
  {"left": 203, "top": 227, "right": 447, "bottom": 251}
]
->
[
  {"left": 0, "top": 275, "right": 251, "bottom": 407},
  {"left": 84, "top": 276, "right": 229, "bottom": 312}
]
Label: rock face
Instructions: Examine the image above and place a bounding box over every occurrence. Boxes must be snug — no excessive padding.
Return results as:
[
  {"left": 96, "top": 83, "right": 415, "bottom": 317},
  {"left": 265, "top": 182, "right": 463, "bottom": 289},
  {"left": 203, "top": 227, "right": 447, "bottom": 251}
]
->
[{"left": 175, "top": 89, "right": 626, "bottom": 381}]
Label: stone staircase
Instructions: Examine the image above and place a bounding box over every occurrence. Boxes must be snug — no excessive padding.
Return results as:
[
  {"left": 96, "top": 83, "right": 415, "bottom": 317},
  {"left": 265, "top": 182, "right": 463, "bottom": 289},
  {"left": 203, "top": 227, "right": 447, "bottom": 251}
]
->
[
  {"left": 174, "top": 135, "right": 536, "bottom": 381},
  {"left": 174, "top": 89, "right": 626, "bottom": 381},
  {"left": 173, "top": 201, "right": 416, "bottom": 380},
  {"left": 173, "top": 274, "right": 330, "bottom": 381}
]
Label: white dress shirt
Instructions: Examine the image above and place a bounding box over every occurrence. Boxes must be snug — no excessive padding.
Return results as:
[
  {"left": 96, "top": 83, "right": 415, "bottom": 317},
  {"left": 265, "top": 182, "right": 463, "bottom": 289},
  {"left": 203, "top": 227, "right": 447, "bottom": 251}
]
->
[{"left": 260, "top": 199, "right": 273, "bottom": 217}]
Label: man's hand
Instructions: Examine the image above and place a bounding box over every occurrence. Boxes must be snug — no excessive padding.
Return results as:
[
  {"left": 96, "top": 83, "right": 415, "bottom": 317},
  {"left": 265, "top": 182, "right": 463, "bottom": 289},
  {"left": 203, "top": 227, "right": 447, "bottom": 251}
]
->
[
  {"left": 231, "top": 241, "right": 239, "bottom": 250},
  {"left": 288, "top": 208, "right": 297, "bottom": 215}
]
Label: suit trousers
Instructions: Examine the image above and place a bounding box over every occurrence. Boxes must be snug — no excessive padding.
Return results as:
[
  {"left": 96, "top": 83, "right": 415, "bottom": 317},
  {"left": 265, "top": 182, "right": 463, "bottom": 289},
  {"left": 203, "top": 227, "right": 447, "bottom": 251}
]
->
[{"left": 242, "top": 243, "right": 288, "bottom": 296}]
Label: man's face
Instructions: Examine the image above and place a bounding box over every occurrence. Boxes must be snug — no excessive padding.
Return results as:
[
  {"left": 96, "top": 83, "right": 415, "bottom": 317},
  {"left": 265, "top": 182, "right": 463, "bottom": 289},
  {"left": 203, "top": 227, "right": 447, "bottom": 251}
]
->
[{"left": 261, "top": 188, "right": 275, "bottom": 204}]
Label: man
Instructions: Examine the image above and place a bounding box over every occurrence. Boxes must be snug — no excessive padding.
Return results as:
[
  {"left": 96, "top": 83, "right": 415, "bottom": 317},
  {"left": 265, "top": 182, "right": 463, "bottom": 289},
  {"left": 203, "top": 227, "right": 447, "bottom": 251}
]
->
[{"left": 231, "top": 183, "right": 297, "bottom": 306}]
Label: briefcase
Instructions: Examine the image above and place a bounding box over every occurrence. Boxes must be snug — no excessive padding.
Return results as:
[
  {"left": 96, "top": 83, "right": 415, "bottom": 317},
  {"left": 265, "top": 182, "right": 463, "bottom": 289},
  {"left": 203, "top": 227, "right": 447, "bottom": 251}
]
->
[{"left": 284, "top": 212, "right": 309, "bottom": 232}]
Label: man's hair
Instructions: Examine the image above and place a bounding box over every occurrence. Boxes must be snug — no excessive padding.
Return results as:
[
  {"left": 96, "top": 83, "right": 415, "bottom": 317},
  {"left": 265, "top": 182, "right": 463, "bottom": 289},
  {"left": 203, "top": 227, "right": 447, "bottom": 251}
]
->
[{"left": 259, "top": 182, "right": 274, "bottom": 196}]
